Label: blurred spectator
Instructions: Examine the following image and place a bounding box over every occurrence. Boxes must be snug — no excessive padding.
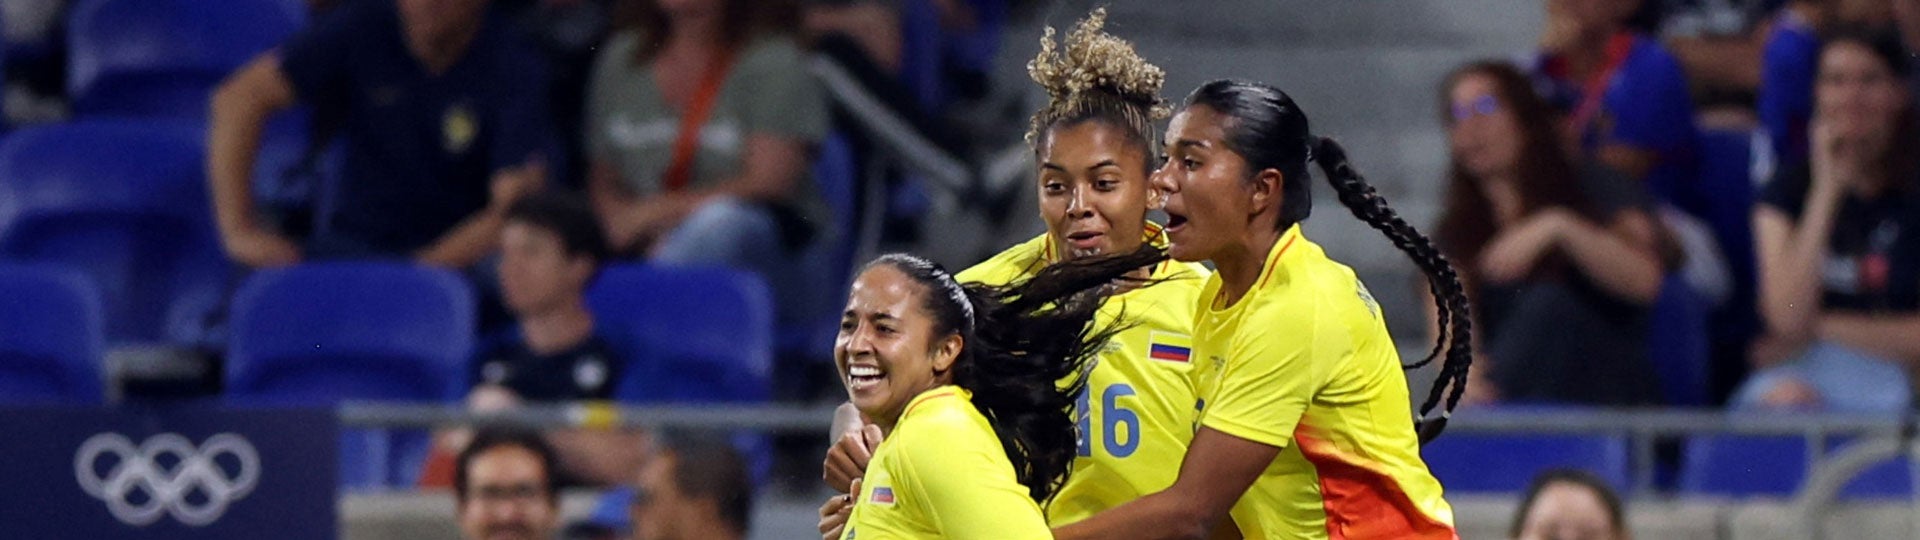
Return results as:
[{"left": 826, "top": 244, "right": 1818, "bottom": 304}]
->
[
  {"left": 1736, "top": 29, "right": 1920, "bottom": 413},
  {"left": 1532, "top": 0, "right": 1701, "bottom": 204},
  {"left": 474, "top": 193, "right": 622, "bottom": 403},
  {"left": 457, "top": 429, "right": 563, "bottom": 540},
  {"left": 209, "top": 0, "right": 552, "bottom": 269},
  {"left": 630, "top": 431, "right": 753, "bottom": 540},
  {"left": 1436, "top": 61, "right": 1672, "bottom": 407},
  {"left": 804, "top": 0, "right": 903, "bottom": 75},
  {"left": 1510, "top": 468, "right": 1629, "bottom": 540},
  {"left": 1759, "top": 0, "right": 1832, "bottom": 168},
  {"left": 434, "top": 193, "right": 646, "bottom": 487},
  {"left": 1898, "top": 0, "right": 1920, "bottom": 97},
  {"left": 585, "top": 0, "right": 829, "bottom": 323}
]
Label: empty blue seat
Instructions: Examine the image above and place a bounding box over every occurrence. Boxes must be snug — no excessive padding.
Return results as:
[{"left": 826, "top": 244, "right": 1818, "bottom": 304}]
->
[
  {"left": 67, "top": 0, "right": 305, "bottom": 118},
  {"left": 1422, "top": 433, "right": 1632, "bottom": 493},
  {"left": 1680, "top": 435, "right": 1809, "bottom": 496},
  {"left": 226, "top": 262, "right": 473, "bottom": 490},
  {"left": 588, "top": 265, "right": 773, "bottom": 404},
  {"left": 1833, "top": 439, "right": 1918, "bottom": 499},
  {"left": 0, "top": 120, "right": 228, "bottom": 345},
  {"left": 0, "top": 264, "right": 105, "bottom": 403}
]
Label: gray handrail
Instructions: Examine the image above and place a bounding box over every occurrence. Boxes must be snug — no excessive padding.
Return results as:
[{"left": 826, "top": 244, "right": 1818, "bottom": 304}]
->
[
  {"left": 807, "top": 55, "right": 974, "bottom": 197},
  {"left": 1793, "top": 435, "right": 1920, "bottom": 540}
]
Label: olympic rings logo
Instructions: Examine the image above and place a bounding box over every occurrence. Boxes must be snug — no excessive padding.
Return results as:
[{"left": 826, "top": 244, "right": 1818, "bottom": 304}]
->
[{"left": 73, "top": 432, "right": 261, "bottom": 527}]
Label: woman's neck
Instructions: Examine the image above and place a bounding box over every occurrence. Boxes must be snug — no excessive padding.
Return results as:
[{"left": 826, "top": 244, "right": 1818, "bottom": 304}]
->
[
  {"left": 665, "top": 10, "right": 725, "bottom": 53},
  {"left": 1214, "top": 226, "right": 1284, "bottom": 308},
  {"left": 519, "top": 301, "right": 594, "bottom": 356},
  {"left": 1561, "top": 25, "right": 1620, "bottom": 79}
]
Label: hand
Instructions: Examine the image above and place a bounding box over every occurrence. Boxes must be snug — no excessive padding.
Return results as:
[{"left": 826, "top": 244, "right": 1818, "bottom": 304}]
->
[
  {"left": 1458, "top": 357, "right": 1501, "bottom": 408},
  {"left": 818, "top": 477, "right": 859, "bottom": 540},
  {"left": 489, "top": 160, "right": 547, "bottom": 210},
  {"left": 1478, "top": 210, "right": 1568, "bottom": 283},
  {"left": 1809, "top": 118, "right": 1868, "bottom": 197},
  {"left": 823, "top": 424, "right": 883, "bottom": 493},
  {"left": 221, "top": 225, "right": 302, "bottom": 268},
  {"left": 465, "top": 385, "right": 522, "bottom": 413}
]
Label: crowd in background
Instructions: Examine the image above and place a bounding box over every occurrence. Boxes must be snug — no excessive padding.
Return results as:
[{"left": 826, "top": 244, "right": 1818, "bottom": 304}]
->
[{"left": 2, "top": 0, "right": 1920, "bottom": 536}]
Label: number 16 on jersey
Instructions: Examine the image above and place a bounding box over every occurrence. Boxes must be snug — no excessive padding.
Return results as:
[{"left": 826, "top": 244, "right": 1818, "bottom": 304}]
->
[{"left": 1077, "top": 383, "right": 1141, "bottom": 458}]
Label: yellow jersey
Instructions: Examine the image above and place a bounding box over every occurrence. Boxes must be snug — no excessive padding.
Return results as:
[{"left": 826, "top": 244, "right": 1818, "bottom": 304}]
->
[
  {"left": 1191, "top": 225, "right": 1455, "bottom": 539},
  {"left": 956, "top": 223, "right": 1210, "bottom": 525},
  {"left": 841, "top": 386, "right": 1050, "bottom": 540}
]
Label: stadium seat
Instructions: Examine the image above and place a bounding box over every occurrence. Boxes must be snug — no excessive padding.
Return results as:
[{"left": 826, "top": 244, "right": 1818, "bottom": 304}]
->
[
  {"left": 1832, "top": 439, "right": 1919, "bottom": 499},
  {"left": 587, "top": 265, "right": 774, "bottom": 404},
  {"left": 0, "top": 120, "right": 229, "bottom": 345},
  {"left": 67, "top": 0, "right": 305, "bottom": 118},
  {"left": 1649, "top": 275, "right": 1710, "bottom": 406},
  {"left": 1679, "top": 435, "right": 1809, "bottom": 497},
  {"left": 225, "top": 262, "right": 474, "bottom": 489},
  {"left": 0, "top": 264, "right": 105, "bottom": 403},
  {"left": 1422, "top": 433, "right": 1632, "bottom": 493}
]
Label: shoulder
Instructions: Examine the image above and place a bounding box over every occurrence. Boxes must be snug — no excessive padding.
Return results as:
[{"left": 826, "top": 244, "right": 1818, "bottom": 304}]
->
[
  {"left": 957, "top": 235, "right": 1048, "bottom": 286},
  {"left": 735, "top": 36, "right": 811, "bottom": 75},
  {"left": 593, "top": 31, "right": 644, "bottom": 73}
]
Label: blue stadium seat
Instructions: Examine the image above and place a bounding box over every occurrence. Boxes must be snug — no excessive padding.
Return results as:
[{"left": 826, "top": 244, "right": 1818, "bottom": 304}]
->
[
  {"left": 587, "top": 265, "right": 774, "bottom": 404},
  {"left": 1679, "top": 435, "right": 1808, "bottom": 497},
  {"left": 225, "top": 262, "right": 474, "bottom": 489},
  {"left": 1832, "top": 439, "right": 1919, "bottom": 499},
  {"left": 67, "top": 0, "right": 305, "bottom": 118},
  {"left": 1422, "top": 433, "right": 1632, "bottom": 493},
  {"left": 0, "top": 120, "right": 229, "bottom": 345},
  {"left": 1649, "top": 275, "right": 1710, "bottom": 406},
  {"left": 0, "top": 264, "right": 105, "bottom": 403}
]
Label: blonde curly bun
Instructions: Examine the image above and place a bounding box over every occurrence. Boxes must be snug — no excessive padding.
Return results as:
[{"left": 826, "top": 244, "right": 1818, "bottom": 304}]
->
[{"left": 1025, "top": 8, "right": 1169, "bottom": 147}]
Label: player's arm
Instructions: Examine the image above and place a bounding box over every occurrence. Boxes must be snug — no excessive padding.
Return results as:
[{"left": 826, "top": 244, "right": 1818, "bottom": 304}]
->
[
  {"left": 1054, "top": 427, "right": 1278, "bottom": 540},
  {"left": 1058, "top": 310, "right": 1326, "bottom": 540},
  {"left": 208, "top": 53, "right": 302, "bottom": 267}
]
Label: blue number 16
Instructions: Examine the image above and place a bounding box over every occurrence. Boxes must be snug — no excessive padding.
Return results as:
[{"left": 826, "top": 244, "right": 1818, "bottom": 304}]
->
[{"left": 1077, "top": 383, "right": 1141, "bottom": 458}]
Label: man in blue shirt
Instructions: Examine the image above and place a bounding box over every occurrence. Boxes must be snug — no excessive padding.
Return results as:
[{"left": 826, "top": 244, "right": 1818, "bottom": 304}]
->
[{"left": 209, "top": 0, "right": 552, "bottom": 269}]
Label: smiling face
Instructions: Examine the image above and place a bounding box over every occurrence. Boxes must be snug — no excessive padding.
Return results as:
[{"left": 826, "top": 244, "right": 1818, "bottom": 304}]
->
[
  {"left": 1037, "top": 120, "right": 1155, "bottom": 260},
  {"left": 1152, "top": 105, "right": 1268, "bottom": 263},
  {"left": 833, "top": 264, "right": 962, "bottom": 429}
]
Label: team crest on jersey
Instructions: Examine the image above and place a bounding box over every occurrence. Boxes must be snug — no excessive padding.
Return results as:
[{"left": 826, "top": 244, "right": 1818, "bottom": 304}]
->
[
  {"left": 1148, "top": 331, "right": 1192, "bottom": 363},
  {"left": 1354, "top": 278, "right": 1381, "bottom": 318},
  {"left": 443, "top": 103, "right": 477, "bottom": 153},
  {"left": 869, "top": 486, "right": 896, "bottom": 506}
]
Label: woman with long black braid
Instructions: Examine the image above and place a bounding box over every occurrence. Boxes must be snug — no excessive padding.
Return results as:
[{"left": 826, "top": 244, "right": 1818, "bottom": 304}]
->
[{"left": 1055, "top": 81, "right": 1473, "bottom": 539}]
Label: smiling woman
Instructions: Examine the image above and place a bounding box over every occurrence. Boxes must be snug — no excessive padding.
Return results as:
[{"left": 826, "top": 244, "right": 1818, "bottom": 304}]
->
[{"left": 824, "top": 247, "right": 1164, "bottom": 540}]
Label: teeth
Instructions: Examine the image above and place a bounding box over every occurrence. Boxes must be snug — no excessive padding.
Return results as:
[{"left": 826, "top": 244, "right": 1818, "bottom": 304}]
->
[{"left": 849, "top": 365, "right": 881, "bottom": 378}]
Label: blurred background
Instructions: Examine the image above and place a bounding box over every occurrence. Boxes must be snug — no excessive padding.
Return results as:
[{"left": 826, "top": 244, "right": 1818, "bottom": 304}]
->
[{"left": 4, "top": 0, "right": 1920, "bottom": 538}]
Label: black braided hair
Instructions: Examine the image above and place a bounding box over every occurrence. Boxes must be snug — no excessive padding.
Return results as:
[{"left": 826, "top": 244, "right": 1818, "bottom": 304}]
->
[
  {"left": 1183, "top": 80, "right": 1474, "bottom": 443},
  {"left": 864, "top": 245, "right": 1167, "bottom": 502}
]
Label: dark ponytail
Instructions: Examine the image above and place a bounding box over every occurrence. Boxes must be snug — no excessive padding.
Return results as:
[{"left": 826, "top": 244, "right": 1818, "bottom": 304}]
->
[
  {"left": 1183, "top": 80, "right": 1473, "bottom": 442},
  {"left": 867, "top": 245, "right": 1167, "bottom": 502},
  {"left": 1310, "top": 137, "right": 1473, "bottom": 443}
]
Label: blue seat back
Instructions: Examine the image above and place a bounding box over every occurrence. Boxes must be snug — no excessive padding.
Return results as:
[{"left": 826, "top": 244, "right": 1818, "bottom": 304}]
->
[
  {"left": 1679, "top": 435, "right": 1808, "bottom": 496},
  {"left": 1649, "top": 275, "right": 1710, "bottom": 406},
  {"left": 0, "top": 120, "right": 229, "bottom": 344},
  {"left": 225, "top": 262, "right": 474, "bottom": 404},
  {"left": 67, "top": 0, "right": 305, "bottom": 118},
  {"left": 588, "top": 265, "right": 773, "bottom": 404},
  {"left": 1422, "top": 433, "right": 1632, "bottom": 493},
  {"left": 0, "top": 264, "right": 105, "bottom": 403}
]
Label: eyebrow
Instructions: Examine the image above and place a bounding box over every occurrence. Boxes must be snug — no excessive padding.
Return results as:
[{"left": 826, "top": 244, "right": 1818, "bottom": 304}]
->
[
  {"left": 1039, "top": 159, "right": 1123, "bottom": 173},
  {"left": 1172, "top": 139, "right": 1210, "bottom": 151},
  {"left": 841, "top": 310, "right": 900, "bottom": 322}
]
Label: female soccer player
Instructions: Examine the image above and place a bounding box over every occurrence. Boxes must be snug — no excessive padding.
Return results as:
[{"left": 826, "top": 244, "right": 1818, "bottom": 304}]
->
[
  {"left": 821, "top": 8, "right": 1211, "bottom": 527},
  {"left": 829, "top": 248, "right": 1164, "bottom": 539},
  {"left": 1053, "top": 81, "right": 1474, "bottom": 539}
]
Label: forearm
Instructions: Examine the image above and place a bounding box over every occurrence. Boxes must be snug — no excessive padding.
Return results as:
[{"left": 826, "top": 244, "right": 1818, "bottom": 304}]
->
[
  {"left": 1761, "top": 199, "right": 1841, "bottom": 335},
  {"left": 1554, "top": 218, "right": 1664, "bottom": 304},
  {"left": 208, "top": 79, "right": 275, "bottom": 237},
  {"left": 1054, "top": 491, "right": 1215, "bottom": 540},
  {"left": 415, "top": 205, "right": 507, "bottom": 268},
  {"left": 1819, "top": 314, "right": 1920, "bottom": 365}
]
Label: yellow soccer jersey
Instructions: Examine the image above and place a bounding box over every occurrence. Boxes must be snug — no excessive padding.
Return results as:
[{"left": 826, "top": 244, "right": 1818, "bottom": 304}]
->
[
  {"left": 1191, "top": 225, "right": 1456, "bottom": 539},
  {"left": 841, "top": 386, "right": 1050, "bottom": 540},
  {"left": 956, "top": 223, "right": 1210, "bottom": 525}
]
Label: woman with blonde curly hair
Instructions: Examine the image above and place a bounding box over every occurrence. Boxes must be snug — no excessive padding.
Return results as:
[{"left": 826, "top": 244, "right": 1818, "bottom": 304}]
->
[{"left": 817, "top": 8, "right": 1211, "bottom": 538}]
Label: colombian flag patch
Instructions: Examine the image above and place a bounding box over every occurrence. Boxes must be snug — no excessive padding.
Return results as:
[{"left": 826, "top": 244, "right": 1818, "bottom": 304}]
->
[
  {"left": 1148, "top": 331, "right": 1192, "bottom": 363},
  {"left": 870, "top": 486, "right": 895, "bottom": 506}
]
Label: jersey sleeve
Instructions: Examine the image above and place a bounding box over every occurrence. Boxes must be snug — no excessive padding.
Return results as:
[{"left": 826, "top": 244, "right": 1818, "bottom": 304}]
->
[
  {"left": 896, "top": 420, "right": 1051, "bottom": 540},
  {"left": 1199, "top": 299, "right": 1340, "bottom": 449}
]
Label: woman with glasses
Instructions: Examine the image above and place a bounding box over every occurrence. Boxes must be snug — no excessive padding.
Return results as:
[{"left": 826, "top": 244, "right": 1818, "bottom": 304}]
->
[{"left": 1433, "top": 60, "right": 1675, "bottom": 407}]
